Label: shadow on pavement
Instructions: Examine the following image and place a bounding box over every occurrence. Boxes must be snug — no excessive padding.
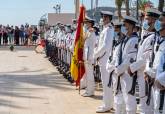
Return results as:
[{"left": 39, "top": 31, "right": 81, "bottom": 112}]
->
[
  {"left": 0, "top": 69, "right": 73, "bottom": 109},
  {"left": 0, "top": 99, "right": 27, "bottom": 109}
]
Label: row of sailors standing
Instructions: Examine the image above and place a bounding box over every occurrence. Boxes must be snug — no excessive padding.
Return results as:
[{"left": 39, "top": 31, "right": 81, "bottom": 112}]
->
[
  {"left": 45, "top": 23, "right": 76, "bottom": 65},
  {"left": 82, "top": 8, "right": 165, "bottom": 114},
  {"left": 81, "top": 11, "right": 138, "bottom": 113},
  {"left": 44, "top": 8, "right": 165, "bottom": 114}
]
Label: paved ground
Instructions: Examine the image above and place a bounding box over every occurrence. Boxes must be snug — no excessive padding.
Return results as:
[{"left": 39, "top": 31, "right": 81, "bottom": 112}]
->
[{"left": 0, "top": 47, "right": 106, "bottom": 114}]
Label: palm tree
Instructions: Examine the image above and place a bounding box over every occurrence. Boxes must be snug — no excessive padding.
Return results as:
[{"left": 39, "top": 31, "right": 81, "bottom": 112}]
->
[
  {"left": 125, "top": 0, "right": 130, "bottom": 15},
  {"left": 138, "top": 0, "right": 153, "bottom": 12},
  {"left": 115, "top": 0, "right": 124, "bottom": 20},
  {"left": 158, "top": 0, "right": 164, "bottom": 12},
  {"left": 139, "top": 0, "right": 147, "bottom": 11}
]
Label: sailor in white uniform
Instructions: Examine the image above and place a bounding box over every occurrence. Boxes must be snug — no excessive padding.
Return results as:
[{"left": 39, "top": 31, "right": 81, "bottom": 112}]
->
[
  {"left": 94, "top": 11, "right": 114, "bottom": 113},
  {"left": 81, "top": 16, "right": 96, "bottom": 97},
  {"left": 114, "top": 16, "right": 139, "bottom": 114},
  {"left": 106, "top": 20, "right": 126, "bottom": 114},
  {"left": 145, "top": 11, "right": 165, "bottom": 114},
  {"left": 128, "top": 8, "right": 161, "bottom": 114}
]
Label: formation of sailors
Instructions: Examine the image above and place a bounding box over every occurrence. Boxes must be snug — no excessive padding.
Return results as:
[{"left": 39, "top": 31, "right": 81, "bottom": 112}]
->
[{"left": 44, "top": 8, "right": 165, "bottom": 114}]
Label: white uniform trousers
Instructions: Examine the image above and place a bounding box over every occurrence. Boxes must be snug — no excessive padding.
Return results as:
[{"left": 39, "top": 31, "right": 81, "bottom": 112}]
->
[
  {"left": 100, "top": 65, "right": 113, "bottom": 109},
  {"left": 114, "top": 93, "right": 126, "bottom": 114},
  {"left": 137, "top": 71, "right": 154, "bottom": 114},
  {"left": 84, "top": 63, "right": 95, "bottom": 95},
  {"left": 154, "top": 89, "right": 165, "bottom": 114}
]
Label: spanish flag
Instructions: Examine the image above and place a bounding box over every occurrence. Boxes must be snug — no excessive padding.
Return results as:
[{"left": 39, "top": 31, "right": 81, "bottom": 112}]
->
[{"left": 70, "top": 5, "right": 85, "bottom": 86}]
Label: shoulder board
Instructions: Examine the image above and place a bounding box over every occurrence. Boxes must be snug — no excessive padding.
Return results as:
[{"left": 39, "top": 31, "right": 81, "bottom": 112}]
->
[
  {"left": 108, "top": 26, "right": 112, "bottom": 29},
  {"left": 131, "top": 35, "right": 138, "bottom": 38},
  {"left": 143, "top": 33, "right": 154, "bottom": 39},
  {"left": 129, "top": 35, "right": 138, "bottom": 40}
]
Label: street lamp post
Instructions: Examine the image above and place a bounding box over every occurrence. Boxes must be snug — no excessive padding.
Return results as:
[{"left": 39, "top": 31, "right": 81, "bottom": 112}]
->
[
  {"left": 91, "top": 0, "right": 93, "bottom": 10},
  {"left": 53, "top": 4, "right": 61, "bottom": 14}
]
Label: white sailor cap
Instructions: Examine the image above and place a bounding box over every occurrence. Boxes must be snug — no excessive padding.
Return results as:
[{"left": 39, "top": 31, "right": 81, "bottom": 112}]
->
[
  {"left": 84, "top": 16, "right": 95, "bottom": 23},
  {"left": 72, "top": 19, "right": 77, "bottom": 22},
  {"left": 135, "top": 23, "right": 141, "bottom": 28},
  {"left": 65, "top": 24, "right": 71, "bottom": 27},
  {"left": 146, "top": 8, "right": 161, "bottom": 18},
  {"left": 113, "top": 20, "right": 123, "bottom": 26},
  {"left": 60, "top": 24, "right": 65, "bottom": 27},
  {"left": 56, "top": 22, "right": 61, "bottom": 25},
  {"left": 100, "top": 11, "right": 113, "bottom": 16},
  {"left": 161, "top": 12, "right": 165, "bottom": 17},
  {"left": 123, "top": 16, "right": 138, "bottom": 24}
]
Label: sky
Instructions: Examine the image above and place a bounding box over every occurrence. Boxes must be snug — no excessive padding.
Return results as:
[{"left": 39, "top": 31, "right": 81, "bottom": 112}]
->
[{"left": 0, "top": 0, "right": 158, "bottom": 26}]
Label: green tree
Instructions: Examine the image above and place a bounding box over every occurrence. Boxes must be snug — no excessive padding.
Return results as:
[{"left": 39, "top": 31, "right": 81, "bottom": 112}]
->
[
  {"left": 138, "top": 0, "right": 153, "bottom": 11},
  {"left": 158, "top": 0, "right": 164, "bottom": 12},
  {"left": 125, "top": 0, "right": 130, "bottom": 15},
  {"left": 115, "top": 0, "right": 124, "bottom": 20}
]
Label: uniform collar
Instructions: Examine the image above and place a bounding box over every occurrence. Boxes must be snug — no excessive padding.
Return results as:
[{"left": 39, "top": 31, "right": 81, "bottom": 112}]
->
[
  {"left": 146, "top": 31, "right": 155, "bottom": 35},
  {"left": 141, "top": 31, "right": 155, "bottom": 39},
  {"left": 103, "top": 23, "right": 112, "bottom": 28},
  {"left": 126, "top": 32, "right": 137, "bottom": 38}
]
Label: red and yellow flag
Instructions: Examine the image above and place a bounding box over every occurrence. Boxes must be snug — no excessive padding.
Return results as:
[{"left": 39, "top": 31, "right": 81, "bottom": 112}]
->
[{"left": 70, "top": 5, "right": 85, "bottom": 86}]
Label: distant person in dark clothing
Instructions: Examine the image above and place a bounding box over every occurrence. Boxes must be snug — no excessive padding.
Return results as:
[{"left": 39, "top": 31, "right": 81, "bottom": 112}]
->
[
  {"left": 32, "top": 27, "right": 38, "bottom": 44},
  {"left": 0, "top": 25, "right": 2, "bottom": 45},
  {"left": 20, "top": 25, "right": 25, "bottom": 45},
  {"left": 2, "top": 27, "right": 8, "bottom": 45},
  {"left": 14, "top": 26, "right": 20, "bottom": 45}
]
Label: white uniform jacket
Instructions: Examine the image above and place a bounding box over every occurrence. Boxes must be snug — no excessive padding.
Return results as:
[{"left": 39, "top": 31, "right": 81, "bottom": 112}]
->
[
  {"left": 83, "top": 30, "right": 96, "bottom": 65},
  {"left": 106, "top": 44, "right": 120, "bottom": 92},
  {"left": 156, "top": 48, "right": 165, "bottom": 87},
  {"left": 145, "top": 36, "right": 165, "bottom": 78},
  {"left": 94, "top": 23, "right": 114, "bottom": 64},
  {"left": 130, "top": 32, "right": 155, "bottom": 73},
  {"left": 115, "top": 35, "right": 138, "bottom": 92}
]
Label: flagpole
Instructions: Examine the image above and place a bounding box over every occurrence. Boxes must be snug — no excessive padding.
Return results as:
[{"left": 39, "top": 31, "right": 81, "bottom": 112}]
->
[
  {"left": 79, "top": 61, "right": 82, "bottom": 94},
  {"left": 81, "top": 0, "right": 83, "bottom": 4},
  {"left": 71, "top": 4, "right": 85, "bottom": 95},
  {"left": 78, "top": 3, "right": 82, "bottom": 95}
]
